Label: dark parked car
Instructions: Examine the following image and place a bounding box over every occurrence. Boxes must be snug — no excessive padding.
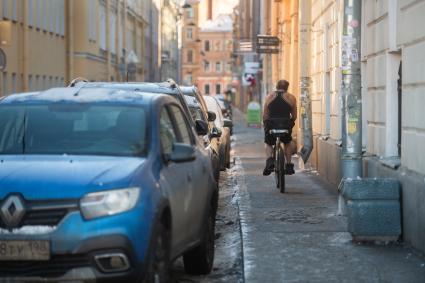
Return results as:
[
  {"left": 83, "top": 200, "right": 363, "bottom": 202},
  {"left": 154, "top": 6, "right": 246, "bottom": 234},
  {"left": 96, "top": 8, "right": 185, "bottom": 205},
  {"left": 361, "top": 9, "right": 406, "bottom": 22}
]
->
[
  {"left": 204, "top": 95, "right": 233, "bottom": 170},
  {"left": 71, "top": 80, "right": 210, "bottom": 138},
  {"left": 183, "top": 93, "right": 221, "bottom": 182},
  {"left": 0, "top": 87, "right": 218, "bottom": 282}
]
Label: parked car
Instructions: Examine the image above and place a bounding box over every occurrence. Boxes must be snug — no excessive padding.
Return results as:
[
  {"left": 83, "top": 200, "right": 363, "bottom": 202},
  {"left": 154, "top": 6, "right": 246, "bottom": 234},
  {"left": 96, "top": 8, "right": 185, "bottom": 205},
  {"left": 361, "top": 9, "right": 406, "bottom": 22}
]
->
[
  {"left": 70, "top": 80, "right": 210, "bottom": 138},
  {"left": 203, "top": 95, "right": 233, "bottom": 170},
  {"left": 215, "top": 94, "right": 233, "bottom": 121},
  {"left": 183, "top": 93, "right": 221, "bottom": 182},
  {"left": 0, "top": 87, "right": 218, "bottom": 282}
]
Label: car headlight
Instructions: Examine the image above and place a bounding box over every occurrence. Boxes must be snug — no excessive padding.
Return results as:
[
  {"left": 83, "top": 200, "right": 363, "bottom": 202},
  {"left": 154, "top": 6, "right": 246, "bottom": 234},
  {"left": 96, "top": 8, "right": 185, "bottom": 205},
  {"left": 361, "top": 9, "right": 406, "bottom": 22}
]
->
[{"left": 80, "top": 188, "right": 140, "bottom": 220}]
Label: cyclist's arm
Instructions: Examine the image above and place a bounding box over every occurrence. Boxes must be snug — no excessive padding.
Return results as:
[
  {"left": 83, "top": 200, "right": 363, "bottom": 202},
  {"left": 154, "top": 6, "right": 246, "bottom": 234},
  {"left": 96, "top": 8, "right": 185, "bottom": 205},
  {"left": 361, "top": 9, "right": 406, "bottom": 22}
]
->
[
  {"left": 263, "top": 94, "right": 272, "bottom": 122},
  {"left": 291, "top": 101, "right": 297, "bottom": 121}
]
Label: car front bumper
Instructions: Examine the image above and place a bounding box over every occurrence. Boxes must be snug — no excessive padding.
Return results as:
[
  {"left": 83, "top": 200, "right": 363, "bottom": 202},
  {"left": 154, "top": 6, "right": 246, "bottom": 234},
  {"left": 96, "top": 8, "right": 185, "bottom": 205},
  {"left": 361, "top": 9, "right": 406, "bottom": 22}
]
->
[{"left": 0, "top": 208, "right": 153, "bottom": 282}]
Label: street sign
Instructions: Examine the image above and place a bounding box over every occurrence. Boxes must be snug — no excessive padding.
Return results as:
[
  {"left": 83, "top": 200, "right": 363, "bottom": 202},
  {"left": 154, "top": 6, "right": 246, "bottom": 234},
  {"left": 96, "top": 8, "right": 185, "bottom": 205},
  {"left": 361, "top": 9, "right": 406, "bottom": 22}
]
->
[
  {"left": 0, "top": 48, "right": 6, "bottom": 71},
  {"left": 256, "top": 35, "right": 280, "bottom": 46},
  {"left": 256, "top": 47, "right": 280, "bottom": 54},
  {"left": 256, "top": 35, "right": 281, "bottom": 54}
]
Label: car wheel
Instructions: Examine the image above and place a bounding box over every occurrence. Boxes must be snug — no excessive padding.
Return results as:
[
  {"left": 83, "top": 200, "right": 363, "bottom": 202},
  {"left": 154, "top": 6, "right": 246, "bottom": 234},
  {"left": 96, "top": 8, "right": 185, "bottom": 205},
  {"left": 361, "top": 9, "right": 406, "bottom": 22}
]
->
[
  {"left": 141, "top": 222, "right": 170, "bottom": 283},
  {"left": 225, "top": 145, "right": 231, "bottom": 169},
  {"left": 219, "top": 146, "right": 226, "bottom": 171},
  {"left": 183, "top": 205, "right": 215, "bottom": 275}
]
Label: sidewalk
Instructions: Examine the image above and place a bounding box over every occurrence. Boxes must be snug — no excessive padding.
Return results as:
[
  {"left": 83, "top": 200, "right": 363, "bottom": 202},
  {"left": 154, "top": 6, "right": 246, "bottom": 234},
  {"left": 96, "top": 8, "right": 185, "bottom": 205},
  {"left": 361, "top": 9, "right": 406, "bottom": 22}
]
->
[{"left": 232, "top": 109, "right": 425, "bottom": 283}]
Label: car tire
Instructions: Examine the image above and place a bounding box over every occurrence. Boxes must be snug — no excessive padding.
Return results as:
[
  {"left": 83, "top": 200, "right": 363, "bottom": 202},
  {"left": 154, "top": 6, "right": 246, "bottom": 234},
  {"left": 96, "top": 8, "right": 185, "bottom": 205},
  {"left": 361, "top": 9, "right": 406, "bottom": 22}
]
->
[
  {"left": 183, "top": 205, "right": 215, "bottom": 275},
  {"left": 140, "top": 222, "right": 170, "bottom": 283},
  {"left": 219, "top": 146, "right": 226, "bottom": 171},
  {"left": 225, "top": 145, "right": 231, "bottom": 169}
]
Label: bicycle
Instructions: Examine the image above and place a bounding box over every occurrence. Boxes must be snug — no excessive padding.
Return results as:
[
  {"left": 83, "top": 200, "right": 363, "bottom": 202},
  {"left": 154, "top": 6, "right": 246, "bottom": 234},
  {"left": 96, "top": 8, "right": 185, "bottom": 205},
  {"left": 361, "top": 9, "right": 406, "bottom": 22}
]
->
[{"left": 269, "top": 129, "right": 289, "bottom": 193}]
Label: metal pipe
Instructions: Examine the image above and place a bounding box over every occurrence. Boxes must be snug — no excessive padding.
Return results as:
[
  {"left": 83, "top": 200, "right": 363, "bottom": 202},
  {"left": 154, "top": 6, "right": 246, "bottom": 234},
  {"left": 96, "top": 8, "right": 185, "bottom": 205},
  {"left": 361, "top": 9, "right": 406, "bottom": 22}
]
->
[
  {"left": 340, "top": 0, "right": 362, "bottom": 178},
  {"left": 298, "top": 0, "right": 313, "bottom": 164}
]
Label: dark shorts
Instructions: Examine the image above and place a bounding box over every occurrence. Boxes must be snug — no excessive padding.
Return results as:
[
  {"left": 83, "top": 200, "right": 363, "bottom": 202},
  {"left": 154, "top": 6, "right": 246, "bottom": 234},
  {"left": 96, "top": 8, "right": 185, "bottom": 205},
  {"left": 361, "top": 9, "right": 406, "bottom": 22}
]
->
[{"left": 264, "top": 118, "right": 294, "bottom": 146}]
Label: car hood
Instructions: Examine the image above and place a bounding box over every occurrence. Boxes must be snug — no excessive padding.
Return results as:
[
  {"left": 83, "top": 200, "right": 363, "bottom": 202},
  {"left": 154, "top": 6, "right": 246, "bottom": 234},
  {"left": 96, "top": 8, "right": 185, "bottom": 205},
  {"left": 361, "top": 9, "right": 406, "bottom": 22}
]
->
[{"left": 0, "top": 155, "right": 147, "bottom": 200}]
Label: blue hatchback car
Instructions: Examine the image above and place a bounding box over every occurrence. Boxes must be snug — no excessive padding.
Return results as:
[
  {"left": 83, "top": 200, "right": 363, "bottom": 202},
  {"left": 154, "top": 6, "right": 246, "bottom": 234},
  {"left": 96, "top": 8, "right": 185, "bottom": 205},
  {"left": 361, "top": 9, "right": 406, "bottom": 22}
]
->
[{"left": 0, "top": 87, "right": 218, "bottom": 282}]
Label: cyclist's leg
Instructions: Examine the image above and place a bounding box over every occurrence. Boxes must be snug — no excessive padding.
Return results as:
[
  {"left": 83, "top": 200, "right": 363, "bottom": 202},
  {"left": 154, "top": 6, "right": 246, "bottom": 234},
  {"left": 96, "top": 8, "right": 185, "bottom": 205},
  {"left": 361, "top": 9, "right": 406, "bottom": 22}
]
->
[
  {"left": 284, "top": 141, "right": 295, "bottom": 164},
  {"left": 265, "top": 143, "right": 273, "bottom": 158},
  {"left": 283, "top": 140, "right": 296, "bottom": 175},
  {"left": 263, "top": 130, "right": 275, "bottom": 176}
]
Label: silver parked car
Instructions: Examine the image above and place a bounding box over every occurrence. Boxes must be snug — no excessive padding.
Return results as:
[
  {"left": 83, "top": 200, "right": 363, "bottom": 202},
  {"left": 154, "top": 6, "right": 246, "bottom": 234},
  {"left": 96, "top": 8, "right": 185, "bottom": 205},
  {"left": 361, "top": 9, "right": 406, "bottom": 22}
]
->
[{"left": 203, "top": 95, "right": 232, "bottom": 170}]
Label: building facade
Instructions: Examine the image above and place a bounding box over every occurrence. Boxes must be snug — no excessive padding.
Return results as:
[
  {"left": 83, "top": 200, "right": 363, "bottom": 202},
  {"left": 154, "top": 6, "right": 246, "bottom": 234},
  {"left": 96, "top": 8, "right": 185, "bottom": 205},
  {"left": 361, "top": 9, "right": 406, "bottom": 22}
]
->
[
  {"left": 181, "top": 0, "right": 201, "bottom": 86},
  {"left": 160, "top": 0, "right": 179, "bottom": 81},
  {"left": 196, "top": 14, "right": 233, "bottom": 95},
  {"left": 0, "top": 0, "right": 159, "bottom": 96},
  {"left": 260, "top": 0, "right": 425, "bottom": 253},
  {"left": 0, "top": 0, "right": 67, "bottom": 96}
]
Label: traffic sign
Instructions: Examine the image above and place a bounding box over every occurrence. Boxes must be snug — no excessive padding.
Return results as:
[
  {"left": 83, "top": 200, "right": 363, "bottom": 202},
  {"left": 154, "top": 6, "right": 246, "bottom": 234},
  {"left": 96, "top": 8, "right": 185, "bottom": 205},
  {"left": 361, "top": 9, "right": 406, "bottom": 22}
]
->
[{"left": 256, "top": 35, "right": 280, "bottom": 46}]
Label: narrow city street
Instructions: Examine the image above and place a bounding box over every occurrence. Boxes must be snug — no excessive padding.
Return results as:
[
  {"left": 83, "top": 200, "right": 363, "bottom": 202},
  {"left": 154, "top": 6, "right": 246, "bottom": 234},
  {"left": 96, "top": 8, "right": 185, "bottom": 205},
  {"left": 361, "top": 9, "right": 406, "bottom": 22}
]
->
[{"left": 174, "top": 109, "right": 425, "bottom": 283}]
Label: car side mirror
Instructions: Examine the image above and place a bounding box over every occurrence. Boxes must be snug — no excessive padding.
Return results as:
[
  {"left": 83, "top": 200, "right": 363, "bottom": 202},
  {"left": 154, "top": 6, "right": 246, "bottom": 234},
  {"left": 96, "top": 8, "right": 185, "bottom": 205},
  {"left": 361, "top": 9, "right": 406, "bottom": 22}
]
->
[
  {"left": 170, "top": 143, "right": 196, "bottom": 163},
  {"left": 210, "top": 127, "right": 222, "bottom": 138},
  {"left": 223, "top": 119, "right": 233, "bottom": 128},
  {"left": 207, "top": 111, "right": 216, "bottom": 122},
  {"left": 195, "top": 119, "right": 209, "bottom": 136}
]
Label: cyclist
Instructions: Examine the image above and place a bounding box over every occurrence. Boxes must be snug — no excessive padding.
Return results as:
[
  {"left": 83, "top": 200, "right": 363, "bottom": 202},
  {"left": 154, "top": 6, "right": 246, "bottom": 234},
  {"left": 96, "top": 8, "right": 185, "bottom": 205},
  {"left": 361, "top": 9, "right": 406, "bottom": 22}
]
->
[{"left": 262, "top": 80, "right": 297, "bottom": 176}]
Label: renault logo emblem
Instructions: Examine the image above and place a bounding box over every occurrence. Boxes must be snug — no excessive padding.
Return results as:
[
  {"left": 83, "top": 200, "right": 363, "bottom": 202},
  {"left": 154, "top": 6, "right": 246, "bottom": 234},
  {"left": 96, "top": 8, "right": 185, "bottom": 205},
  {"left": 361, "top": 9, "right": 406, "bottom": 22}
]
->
[{"left": 0, "top": 195, "right": 26, "bottom": 227}]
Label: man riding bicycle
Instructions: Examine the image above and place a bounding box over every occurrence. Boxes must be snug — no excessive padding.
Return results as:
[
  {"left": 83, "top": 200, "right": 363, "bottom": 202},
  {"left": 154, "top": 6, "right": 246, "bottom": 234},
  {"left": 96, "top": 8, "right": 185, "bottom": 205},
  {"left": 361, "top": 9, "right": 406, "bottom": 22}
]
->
[{"left": 263, "top": 80, "right": 297, "bottom": 176}]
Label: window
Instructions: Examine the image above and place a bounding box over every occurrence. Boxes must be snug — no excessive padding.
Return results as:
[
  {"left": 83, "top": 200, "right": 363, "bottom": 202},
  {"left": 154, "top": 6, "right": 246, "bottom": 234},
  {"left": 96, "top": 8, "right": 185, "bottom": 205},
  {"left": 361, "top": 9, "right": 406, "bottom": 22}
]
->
[
  {"left": 214, "top": 40, "right": 221, "bottom": 51},
  {"left": 185, "top": 74, "right": 193, "bottom": 84},
  {"left": 35, "top": 75, "right": 40, "bottom": 91},
  {"left": 204, "top": 61, "right": 210, "bottom": 72},
  {"left": 12, "top": 0, "right": 17, "bottom": 21},
  {"left": 187, "top": 7, "right": 194, "bottom": 18},
  {"left": 204, "top": 40, "right": 210, "bottom": 52},
  {"left": 216, "top": 61, "right": 222, "bottom": 72},
  {"left": 27, "top": 0, "right": 34, "bottom": 27},
  {"left": 37, "top": 0, "right": 43, "bottom": 29},
  {"left": 28, "top": 75, "right": 33, "bottom": 91},
  {"left": 88, "top": 0, "right": 97, "bottom": 41},
  {"left": 187, "top": 50, "right": 193, "bottom": 63},
  {"left": 11, "top": 73, "right": 16, "bottom": 93},
  {"left": 160, "top": 108, "right": 177, "bottom": 156},
  {"left": 205, "top": 84, "right": 210, "bottom": 95},
  {"left": 42, "top": 75, "right": 47, "bottom": 90},
  {"left": 216, "top": 84, "right": 221, "bottom": 95},
  {"left": 226, "top": 62, "right": 232, "bottom": 72},
  {"left": 110, "top": 11, "right": 117, "bottom": 54},
  {"left": 2, "top": 72, "right": 7, "bottom": 96},
  {"left": 170, "top": 106, "right": 192, "bottom": 145},
  {"left": 2, "top": 0, "right": 8, "bottom": 19},
  {"left": 42, "top": 0, "right": 47, "bottom": 30},
  {"left": 99, "top": 3, "right": 107, "bottom": 50},
  {"left": 186, "top": 28, "right": 193, "bottom": 39}
]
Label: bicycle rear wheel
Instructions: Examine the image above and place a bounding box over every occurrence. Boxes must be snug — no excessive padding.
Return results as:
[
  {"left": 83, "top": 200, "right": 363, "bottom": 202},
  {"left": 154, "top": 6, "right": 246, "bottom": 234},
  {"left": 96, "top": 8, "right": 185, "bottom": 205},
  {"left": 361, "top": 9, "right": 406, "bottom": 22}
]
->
[
  {"left": 278, "top": 147, "right": 286, "bottom": 193},
  {"left": 274, "top": 141, "right": 280, "bottom": 189}
]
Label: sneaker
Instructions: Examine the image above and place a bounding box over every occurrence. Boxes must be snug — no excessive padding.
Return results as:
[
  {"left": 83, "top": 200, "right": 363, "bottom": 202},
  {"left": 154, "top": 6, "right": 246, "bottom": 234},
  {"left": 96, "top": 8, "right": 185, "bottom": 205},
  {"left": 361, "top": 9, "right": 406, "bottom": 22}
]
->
[
  {"left": 285, "top": 163, "right": 295, "bottom": 175},
  {"left": 263, "top": 157, "right": 275, "bottom": 176}
]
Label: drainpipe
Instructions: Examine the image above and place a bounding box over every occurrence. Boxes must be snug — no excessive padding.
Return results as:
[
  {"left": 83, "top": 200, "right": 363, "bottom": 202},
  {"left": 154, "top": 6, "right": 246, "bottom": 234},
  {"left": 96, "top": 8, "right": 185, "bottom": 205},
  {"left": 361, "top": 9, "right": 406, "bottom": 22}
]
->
[
  {"left": 340, "top": 0, "right": 362, "bottom": 178},
  {"left": 338, "top": 0, "right": 362, "bottom": 215},
  {"left": 298, "top": 0, "right": 313, "bottom": 164}
]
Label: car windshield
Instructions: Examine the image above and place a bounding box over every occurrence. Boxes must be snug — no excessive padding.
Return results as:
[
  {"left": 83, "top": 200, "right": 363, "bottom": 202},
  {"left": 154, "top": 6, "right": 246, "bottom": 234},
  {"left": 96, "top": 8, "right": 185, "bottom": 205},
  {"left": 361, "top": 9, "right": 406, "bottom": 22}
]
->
[{"left": 0, "top": 104, "right": 148, "bottom": 157}]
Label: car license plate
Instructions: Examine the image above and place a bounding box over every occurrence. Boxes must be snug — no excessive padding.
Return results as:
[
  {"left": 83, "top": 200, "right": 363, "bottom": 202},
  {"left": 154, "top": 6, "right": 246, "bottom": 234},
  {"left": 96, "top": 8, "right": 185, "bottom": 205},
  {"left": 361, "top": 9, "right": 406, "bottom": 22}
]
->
[{"left": 0, "top": 240, "right": 50, "bottom": 261}]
